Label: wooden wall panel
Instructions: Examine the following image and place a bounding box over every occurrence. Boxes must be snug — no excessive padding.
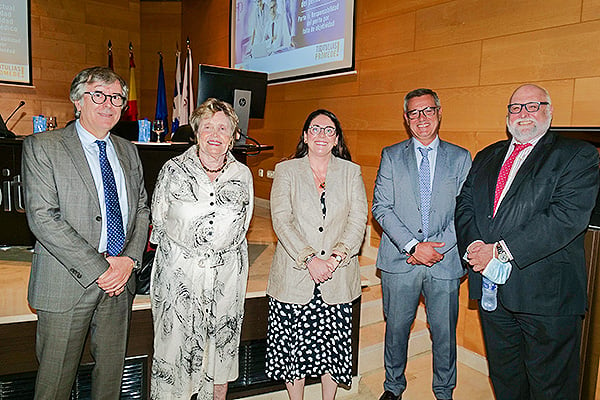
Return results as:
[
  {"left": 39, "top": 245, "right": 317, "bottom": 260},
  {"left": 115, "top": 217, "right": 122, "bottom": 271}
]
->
[
  {"left": 416, "top": 0, "right": 581, "bottom": 50},
  {"left": 356, "top": 12, "right": 415, "bottom": 60},
  {"left": 1, "top": 0, "right": 140, "bottom": 135},
  {"left": 85, "top": 1, "right": 139, "bottom": 30},
  {"left": 436, "top": 80, "right": 575, "bottom": 134},
  {"left": 30, "top": 0, "right": 85, "bottom": 21},
  {"left": 356, "top": 0, "right": 449, "bottom": 23},
  {"left": 358, "top": 42, "right": 481, "bottom": 96},
  {"left": 139, "top": 1, "right": 182, "bottom": 126},
  {"left": 263, "top": 99, "right": 320, "bottom": 130},
  {"left": 353, "top": 130, "right": 405, "bottom": 167},
  {"left": 481, "top": 21, "right": 600, "bottom": 85},
  {"left": 573, "top": 78, "right": 600, "bottom": 126},
  {"left": 582, "top": 0, "right": 600, "bottom": 21},
  {"left": 271, "top": 73, "right": 360, "bottom": 102}
]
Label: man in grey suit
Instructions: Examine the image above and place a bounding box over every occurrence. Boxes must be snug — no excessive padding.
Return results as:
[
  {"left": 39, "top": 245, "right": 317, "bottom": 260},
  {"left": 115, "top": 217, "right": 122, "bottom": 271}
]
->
[
  {"left": 23, "top": 66, "right": 150, "bottom": 399},
  {"left": 372, "top": 88, "right": 471, "bottom": 400}
]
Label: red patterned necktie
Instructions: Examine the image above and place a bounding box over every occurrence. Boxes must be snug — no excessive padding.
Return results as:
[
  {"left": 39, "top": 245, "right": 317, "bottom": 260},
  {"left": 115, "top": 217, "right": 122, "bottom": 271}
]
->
[{"left": 493, "top": 143, "right": 531, "bottom": 215}]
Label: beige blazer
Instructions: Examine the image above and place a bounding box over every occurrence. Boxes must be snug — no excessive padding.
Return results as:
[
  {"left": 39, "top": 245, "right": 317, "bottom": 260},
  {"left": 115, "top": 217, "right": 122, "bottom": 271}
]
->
[{"left": 267, "top": 155, "right": 368, "bottom": 305}]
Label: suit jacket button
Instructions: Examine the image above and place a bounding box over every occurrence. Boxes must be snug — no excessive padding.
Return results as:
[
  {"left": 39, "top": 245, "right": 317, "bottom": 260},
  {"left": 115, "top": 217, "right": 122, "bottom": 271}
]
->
[
  {"left": 320, "top": 250, "right": 325, "bottom": 255},
  {"left": 95, "top": 216, "right": 101, "bottom": 221},
  {"left": 418, "top": 229, "right": 422, "bottom": 233},
  {"left": 318, "top": 227, "right": 323, "bottom": 232}
]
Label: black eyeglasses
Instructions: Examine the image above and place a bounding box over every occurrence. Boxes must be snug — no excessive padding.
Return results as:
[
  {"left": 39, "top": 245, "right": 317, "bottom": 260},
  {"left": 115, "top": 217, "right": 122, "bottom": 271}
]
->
[
  {"left": 308, "top": 125, "right": 336, "bottom": 137},
  {"left": 84, "top": 91, "right": 126, "bottom": 107},
  {"left": 406, "top": 106, "right": 439, "bottom": 120},
  {"left": 507, "top": 101, "right": 549, "bottom": 114}
]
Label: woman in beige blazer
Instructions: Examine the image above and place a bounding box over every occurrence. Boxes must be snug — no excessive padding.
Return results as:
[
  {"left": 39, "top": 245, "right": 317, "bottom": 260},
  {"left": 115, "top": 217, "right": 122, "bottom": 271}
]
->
[{"left": 266, "top": 109, "right": 368, "bottom": 399}]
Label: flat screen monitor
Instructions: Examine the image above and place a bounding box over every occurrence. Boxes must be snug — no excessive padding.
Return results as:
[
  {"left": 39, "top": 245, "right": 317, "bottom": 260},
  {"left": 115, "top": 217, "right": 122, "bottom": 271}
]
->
[
  {"left": 231, "top": 0, "right": 355, "bottom": 83},
  {"left": 197, "top": 64, "right": 267, "bottom": 145}
]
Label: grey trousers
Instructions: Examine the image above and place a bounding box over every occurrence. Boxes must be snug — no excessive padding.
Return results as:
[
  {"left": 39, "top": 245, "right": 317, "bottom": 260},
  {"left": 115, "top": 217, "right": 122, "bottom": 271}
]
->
[
  {"left": 381, "top": 267, "right": 460, "bottom": 399},
  {"left": 34, "top": 285, "right": 133, "bottom": 400}
]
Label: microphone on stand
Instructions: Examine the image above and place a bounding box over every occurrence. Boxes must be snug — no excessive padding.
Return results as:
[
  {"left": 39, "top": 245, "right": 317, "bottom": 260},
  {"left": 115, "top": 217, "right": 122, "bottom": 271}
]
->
[
  {"left": 0, "top": 101, "right": 25, "bottom": 138},
  {"left": 5, "top": 101, "right": 25, "bottom": 123}
]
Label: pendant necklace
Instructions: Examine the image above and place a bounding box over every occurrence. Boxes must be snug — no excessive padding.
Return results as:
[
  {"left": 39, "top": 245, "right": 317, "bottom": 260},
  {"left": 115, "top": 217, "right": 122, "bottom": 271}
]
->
[{"left": 310, "top": 166, "right": 326, "bottom": 190}]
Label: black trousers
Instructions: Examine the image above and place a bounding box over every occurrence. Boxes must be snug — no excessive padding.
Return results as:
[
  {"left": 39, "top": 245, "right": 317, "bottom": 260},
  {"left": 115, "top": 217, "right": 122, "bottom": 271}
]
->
[{"left": 479, "top": 301, "right": 582, "bottom": 400}]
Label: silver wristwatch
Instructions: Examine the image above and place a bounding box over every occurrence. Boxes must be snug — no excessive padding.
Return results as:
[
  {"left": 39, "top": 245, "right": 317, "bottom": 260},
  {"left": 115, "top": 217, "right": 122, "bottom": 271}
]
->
[
  {"left": 495, "top": 243, "right": 510, "bottom": 263},
  {"left": 129, "top": 257, "right": 142, "bottom": 271}
]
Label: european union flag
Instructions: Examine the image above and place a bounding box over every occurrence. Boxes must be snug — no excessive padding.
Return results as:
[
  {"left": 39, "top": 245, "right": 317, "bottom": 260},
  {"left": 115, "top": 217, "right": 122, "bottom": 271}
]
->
[{"left": 155, "top": 53, "right": 169, "bottom": 138}]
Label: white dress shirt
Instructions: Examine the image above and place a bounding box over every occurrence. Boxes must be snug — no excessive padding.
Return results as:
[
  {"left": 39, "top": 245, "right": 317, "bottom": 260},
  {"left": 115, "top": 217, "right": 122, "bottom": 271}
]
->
[
  {"left": 404, "top": 136, "right": 440, "bottom": 253},
  {"left": 76, "top": 120, "right": 129, "bottom": 253}
]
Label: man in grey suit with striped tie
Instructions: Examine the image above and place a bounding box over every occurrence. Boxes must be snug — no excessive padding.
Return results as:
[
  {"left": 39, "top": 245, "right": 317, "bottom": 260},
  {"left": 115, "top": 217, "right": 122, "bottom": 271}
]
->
[
  {"left": 373, "top": 88, "right": 471, "bottom": 400},
  {"left": 23, "top": 66, "right": 149, "bottom": 399}
]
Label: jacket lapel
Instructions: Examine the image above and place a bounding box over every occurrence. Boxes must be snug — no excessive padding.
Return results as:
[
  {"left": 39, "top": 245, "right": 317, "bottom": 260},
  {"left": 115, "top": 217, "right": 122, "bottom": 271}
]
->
[
  {"left": 402, "top": 140, "right": 421, "bottom": 206},
  {"left": 300, "top": 156, "right": 325, "bottom": 222},
  {"left": 110, "top": 136, "right": 135, "bottom": 234},
  {"left": 499, "top": 131, "right": 554, "bottom": 209},
  {"left": 431, "top": 140, "right": 447, "bottom": 202},
  {"left": 60, "top": 124, "right": 101, "bottom": 211},
  {"left": 487, "top": 141, "right": 510, "bottom": 214}
]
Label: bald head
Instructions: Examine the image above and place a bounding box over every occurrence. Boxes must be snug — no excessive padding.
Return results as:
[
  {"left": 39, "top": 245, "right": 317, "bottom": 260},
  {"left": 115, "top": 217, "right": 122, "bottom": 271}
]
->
[{"left": 509, "top": 84, "right": 552, "bottom": 105}]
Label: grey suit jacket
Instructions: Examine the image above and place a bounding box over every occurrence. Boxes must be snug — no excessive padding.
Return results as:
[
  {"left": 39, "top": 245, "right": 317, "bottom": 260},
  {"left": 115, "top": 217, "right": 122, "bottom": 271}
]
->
[
  {"left": 267, "top": 155, "right": 368, "bottom": 305},
  {"left": 373, "top": 138, "right": 471, "bottom": 279},
  {"left": 23, "top": 124, "right": 150, "bottom": 312}
]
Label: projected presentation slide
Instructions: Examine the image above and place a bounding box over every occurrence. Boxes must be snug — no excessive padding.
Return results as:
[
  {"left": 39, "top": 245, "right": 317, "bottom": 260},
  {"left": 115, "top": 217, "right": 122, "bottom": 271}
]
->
[
  {"left": 232, "top": 0, "right": 354, "bottom": 82},
  {"left": 0, "top": 0, "right": 31, "bottom": 86}
]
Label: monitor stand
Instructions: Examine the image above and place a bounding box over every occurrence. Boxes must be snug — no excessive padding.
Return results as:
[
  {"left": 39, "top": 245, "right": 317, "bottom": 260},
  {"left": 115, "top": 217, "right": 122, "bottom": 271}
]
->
[{"left": 233, "top": 89, "right": 251, "bottom": 146}]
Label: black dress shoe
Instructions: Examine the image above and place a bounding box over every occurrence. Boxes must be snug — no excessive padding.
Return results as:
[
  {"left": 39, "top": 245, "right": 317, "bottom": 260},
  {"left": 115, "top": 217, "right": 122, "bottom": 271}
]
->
[{"left": 379, "top": 391, "right": 401, "bottom": 400}]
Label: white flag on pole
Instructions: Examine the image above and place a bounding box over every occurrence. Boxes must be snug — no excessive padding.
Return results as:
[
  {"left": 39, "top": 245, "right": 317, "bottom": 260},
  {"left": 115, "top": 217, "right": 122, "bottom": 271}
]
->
[
  {"left": 171, "top": 49, "right": 182, "bottom": 133},
  {"left": 181, "top": 46, "right": 194, "bottom": 125}
]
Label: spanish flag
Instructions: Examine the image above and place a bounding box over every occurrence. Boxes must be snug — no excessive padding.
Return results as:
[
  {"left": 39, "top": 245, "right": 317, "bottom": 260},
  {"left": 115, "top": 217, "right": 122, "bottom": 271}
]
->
[{"left": 122, "top": 43, "right": 138, "bottom": 121}]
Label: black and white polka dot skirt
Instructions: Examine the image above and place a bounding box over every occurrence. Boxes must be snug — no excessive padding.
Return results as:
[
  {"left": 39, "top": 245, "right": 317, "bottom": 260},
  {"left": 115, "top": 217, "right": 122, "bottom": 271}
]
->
[{"left": 265, "top": 286, "right": 353, "bottom": 386}]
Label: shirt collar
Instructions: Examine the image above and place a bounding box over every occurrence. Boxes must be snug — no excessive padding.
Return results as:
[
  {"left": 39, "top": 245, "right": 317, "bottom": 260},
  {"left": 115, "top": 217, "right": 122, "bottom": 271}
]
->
[
  {"left": 76, "top": 120, "right": 111, "bottom": 147},
  {"left": 509, "top": 131, "right": 545, "bottom": 148},
  {"left": 413, "top": 135, "right": 440, "bottom": 152}
]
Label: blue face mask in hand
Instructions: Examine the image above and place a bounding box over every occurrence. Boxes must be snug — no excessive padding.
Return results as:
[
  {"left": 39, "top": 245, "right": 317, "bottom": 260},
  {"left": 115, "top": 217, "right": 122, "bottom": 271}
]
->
[{"left": 481, "top": 258, "right": 512, "bottom": 285}]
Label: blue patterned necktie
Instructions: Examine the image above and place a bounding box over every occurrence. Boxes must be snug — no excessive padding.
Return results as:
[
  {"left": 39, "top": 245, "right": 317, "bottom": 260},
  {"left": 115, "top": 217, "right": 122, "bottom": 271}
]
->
[
  {"left": 96, "top": 140, "right": 125, "bottom": 256},
  {"left": 418, "top": 147, "right": 432, "bottom": 240}
]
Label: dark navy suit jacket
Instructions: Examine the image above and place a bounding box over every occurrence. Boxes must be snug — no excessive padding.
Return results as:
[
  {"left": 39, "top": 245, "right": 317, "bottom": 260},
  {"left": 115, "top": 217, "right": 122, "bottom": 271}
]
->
[{"left": 456, "top": 130, "right": 599, "bottom": 315}]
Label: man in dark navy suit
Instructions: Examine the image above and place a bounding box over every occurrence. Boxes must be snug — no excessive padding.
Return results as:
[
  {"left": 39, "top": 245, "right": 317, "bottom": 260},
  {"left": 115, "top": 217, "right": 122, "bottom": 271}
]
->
[{"left": 456, "top": 84, "right": 599, "bottom": 399}]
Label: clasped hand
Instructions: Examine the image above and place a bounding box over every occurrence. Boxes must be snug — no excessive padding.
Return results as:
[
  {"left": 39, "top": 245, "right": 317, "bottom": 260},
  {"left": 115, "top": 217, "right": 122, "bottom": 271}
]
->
[
  {"left": 307, "top": 255, "right": 342, "bottom": 283},
  {"left": 466, "top": 241, "right": 494, "bottom": 272},
  {"left": 96, "top": 256, "right": 134, "bottom": 297},
  {"left": 406, "top": 242, "right": 445, "bottom": 267}
]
